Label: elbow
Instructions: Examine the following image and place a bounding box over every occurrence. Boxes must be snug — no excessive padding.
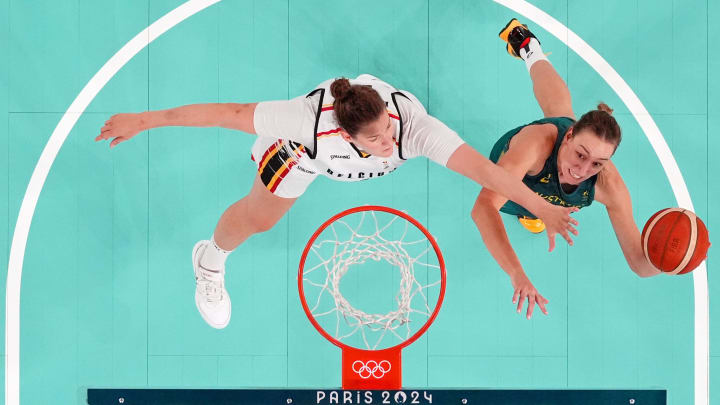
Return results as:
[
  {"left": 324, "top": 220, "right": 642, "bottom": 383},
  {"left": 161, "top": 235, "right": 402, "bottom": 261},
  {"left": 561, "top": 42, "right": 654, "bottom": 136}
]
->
[
  {"left": 471, "top": 195, "right": 496, "bottom": 224},
  {"left": 229, "top": 103, "right": 251, "bottom": 122},
  {"left": 629, "top": 260, "right": 661, "bottom": 278},
  {"left": 470, "top": 204, "right": 483, "bottom": 223},
  {"left": 220, "top": 103, "right": 256, "bottom": 132},
  {"left": 231, "top": 103, "right": 251, "bottom": 116}
]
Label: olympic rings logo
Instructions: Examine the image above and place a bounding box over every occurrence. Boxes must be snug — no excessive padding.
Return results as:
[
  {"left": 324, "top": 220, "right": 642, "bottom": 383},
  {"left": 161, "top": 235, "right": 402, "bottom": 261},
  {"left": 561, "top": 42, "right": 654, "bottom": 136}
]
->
[{"left": 352, "top": 360, "right": 392, "bottom": 379}]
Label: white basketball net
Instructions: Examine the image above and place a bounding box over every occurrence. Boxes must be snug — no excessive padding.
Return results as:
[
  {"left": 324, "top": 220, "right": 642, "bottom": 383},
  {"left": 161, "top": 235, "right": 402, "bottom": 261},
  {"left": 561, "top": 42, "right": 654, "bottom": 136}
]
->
[{"left": 301, "top": 210, "right": 443, "bottom": 351}]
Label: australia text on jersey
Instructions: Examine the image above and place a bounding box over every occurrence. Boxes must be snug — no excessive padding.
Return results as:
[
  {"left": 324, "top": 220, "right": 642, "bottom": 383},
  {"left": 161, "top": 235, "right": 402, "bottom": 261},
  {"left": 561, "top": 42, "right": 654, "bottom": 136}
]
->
[{"left": 536, "top": 192, "right": 584, "bottom": 209}]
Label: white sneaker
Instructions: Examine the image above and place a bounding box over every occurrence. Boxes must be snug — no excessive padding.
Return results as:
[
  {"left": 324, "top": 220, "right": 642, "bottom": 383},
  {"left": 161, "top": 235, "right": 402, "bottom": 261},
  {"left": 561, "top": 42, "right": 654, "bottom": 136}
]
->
[{"left": 192, "top": 240, "right": 231, "bottom": 329}]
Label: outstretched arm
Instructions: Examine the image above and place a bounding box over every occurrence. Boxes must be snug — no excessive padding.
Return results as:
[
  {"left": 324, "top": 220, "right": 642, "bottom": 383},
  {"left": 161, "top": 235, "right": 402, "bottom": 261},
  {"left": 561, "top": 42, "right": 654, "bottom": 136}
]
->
[
  {"left": 467, "top": 127, "right": 561, "bottom": 318},
  {"left": 446, "top": 132, "right": 578, "bottom": 250},
  {"left": 594, "top": 162, "right": 661, "bottom": 277},
  {"left": 96, "top": 103, "right": 258, "bottom": 148},
  {"left": 403, "top": 110, "right": 579, "bottom": 247},
  {"left": 473, "top": 190, "right": 550, "bottom": 319}
]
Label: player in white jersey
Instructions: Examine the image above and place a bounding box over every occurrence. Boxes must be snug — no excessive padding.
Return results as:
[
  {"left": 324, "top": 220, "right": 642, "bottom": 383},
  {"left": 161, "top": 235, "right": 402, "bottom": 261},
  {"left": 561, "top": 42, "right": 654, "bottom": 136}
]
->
[{"left": 96, "top": 74, "right": 579, "bottom": 329}]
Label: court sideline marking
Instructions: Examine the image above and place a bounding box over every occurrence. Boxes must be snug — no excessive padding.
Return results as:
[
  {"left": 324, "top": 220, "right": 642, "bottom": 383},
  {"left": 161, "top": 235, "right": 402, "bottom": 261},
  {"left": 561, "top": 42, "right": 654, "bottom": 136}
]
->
[{"left": 4, "top": 1, "right": 221, "bottom": 404}]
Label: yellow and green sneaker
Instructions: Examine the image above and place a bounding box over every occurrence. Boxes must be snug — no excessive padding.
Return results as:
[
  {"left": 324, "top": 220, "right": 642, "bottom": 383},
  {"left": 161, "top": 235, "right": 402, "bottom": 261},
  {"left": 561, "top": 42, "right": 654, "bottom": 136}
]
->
[
  {"left": 517, "top": 216, "right": 546, "bottom": 233},
  {"left": 498, "top": 18, "right": 539, "bottom": 59}
]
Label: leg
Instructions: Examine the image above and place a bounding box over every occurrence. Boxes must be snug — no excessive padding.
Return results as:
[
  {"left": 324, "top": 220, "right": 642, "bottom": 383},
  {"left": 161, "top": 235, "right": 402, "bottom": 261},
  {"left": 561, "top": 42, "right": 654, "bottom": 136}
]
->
[
  {"left": 499, "top": 19, "right": 575, "bottom": 119},
  {"left": 528, "top": 60, "right": 574, "bottom": 119},
  {"left": 212, "top": 174, "right": 297, "bottom": 251},
  {"left": 193, "top": 174, "right": 296, "bottom": 329}
]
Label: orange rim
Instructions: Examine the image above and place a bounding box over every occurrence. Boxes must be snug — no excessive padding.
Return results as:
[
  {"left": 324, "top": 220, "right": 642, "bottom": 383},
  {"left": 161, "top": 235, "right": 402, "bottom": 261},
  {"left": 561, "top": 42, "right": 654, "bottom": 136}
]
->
[{"left": 297, "top": 205, "right": 447, "bottom": 352}]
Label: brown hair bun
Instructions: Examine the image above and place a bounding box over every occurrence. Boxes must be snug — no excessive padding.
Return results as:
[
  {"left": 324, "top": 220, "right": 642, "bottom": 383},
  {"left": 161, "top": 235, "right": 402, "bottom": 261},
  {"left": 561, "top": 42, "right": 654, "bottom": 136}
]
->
[
  {"left": 329, "top": 77, "right": 386, "bottom": 136},
  {"left": 597, "top": 102, "right": 613, "bottom": 115},
  {"left": 330, "top": 77, "right": 353, "bottom": 101}
]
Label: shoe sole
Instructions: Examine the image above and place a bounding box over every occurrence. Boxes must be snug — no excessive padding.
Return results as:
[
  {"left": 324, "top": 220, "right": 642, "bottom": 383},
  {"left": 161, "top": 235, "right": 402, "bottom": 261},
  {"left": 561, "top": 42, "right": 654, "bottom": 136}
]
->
[
  {"left": 498, "top": 18, "right": 523, "bottom": 41},
  {"left": 498, "top": 18, "right": 527, "bottom": 59},
  {"left": 517, "top": 218, "right": 546, "bottom": 234},
  {"left": 193, "top": 241, "right": 231, "bottom": 329}
]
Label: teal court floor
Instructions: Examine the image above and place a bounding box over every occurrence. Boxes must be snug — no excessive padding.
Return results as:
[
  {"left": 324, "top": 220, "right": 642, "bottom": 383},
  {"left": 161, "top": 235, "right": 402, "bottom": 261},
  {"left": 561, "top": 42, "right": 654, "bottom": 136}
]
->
[{"left": 1, "top": 0, "right": 718, "bottom": 404}]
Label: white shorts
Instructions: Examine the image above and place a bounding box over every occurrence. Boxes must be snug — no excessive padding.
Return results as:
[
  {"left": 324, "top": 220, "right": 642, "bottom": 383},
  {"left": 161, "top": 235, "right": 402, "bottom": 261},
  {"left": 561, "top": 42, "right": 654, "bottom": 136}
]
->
[{"left": 251, "top": 137, "right": 318, "bottom": 199}]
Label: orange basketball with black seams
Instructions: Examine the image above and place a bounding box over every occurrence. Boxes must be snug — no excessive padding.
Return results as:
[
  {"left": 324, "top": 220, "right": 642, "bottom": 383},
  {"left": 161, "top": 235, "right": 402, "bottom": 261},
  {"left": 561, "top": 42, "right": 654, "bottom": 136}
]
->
[{"left": 641, "top": 208, "right": 710, "bottom": 275}]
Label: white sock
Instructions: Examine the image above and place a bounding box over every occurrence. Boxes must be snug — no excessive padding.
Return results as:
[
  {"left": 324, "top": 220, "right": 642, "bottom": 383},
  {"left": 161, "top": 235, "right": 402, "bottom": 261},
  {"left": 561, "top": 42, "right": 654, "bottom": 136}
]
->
[
  {"left": 200, "top": 236, "right": 232, "bottom": 271},
  {"left": 519, "top": 38, "right": 548, "bottom": 71}
]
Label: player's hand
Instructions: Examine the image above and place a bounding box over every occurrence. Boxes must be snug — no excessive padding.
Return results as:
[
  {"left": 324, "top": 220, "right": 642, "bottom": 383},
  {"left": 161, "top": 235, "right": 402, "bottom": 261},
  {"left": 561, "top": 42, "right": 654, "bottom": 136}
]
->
[
  {"left": 95, "top": 113, "right": 146, "bottom": 148},
  {"left": 510, "top": 273, "right": 549, "bottom": 319},
  {"left": 539, "top": 205, "right": 579, "bottom": 252}
]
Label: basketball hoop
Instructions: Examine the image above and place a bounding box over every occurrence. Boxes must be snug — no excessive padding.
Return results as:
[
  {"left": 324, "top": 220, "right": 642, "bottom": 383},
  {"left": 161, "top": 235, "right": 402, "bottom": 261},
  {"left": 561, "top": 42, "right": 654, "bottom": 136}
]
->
[{"left": 298, "top": 206, "right": 446, "bottom": 390}]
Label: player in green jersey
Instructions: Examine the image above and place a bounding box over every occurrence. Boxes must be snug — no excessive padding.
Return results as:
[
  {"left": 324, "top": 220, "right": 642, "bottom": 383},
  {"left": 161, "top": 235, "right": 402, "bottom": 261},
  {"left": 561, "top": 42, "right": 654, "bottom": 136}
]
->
[{"left": 472, "top": 19, "right": 661, "bottom": 320}]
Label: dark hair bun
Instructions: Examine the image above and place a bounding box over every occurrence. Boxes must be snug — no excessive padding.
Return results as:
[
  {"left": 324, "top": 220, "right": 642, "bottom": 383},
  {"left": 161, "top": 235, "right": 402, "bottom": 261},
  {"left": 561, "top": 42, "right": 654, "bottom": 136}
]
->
[
  {"left": 597, "top": 102, "right": 614, "bottom": 115},
  {"left": 330, "top": 77, "right": 353, "bottom": 100}
]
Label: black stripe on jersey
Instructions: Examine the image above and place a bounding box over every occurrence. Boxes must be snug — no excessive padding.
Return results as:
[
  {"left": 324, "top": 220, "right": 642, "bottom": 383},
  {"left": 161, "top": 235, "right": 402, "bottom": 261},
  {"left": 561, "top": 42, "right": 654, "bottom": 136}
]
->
[
  {"left": 259, "top": 143, "right": 302, "bottom": 187},
  {"left": 349, "top": 142, "right": 370, "bottom": 158},
  {"left": 305, "top": 88, "right": 325, "bottom": 160},
  {"left": 391, "top": 91, "right": 411, "bottom": 160}
]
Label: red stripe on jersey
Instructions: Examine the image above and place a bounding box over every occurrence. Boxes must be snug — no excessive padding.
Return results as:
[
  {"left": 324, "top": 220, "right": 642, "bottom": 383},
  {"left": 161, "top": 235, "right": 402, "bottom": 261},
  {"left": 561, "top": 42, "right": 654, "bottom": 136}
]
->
[
  {"left": 258, "top": 141, "right": 281, "bottom": 166},
  {"left": 321, "top": 106, "right": 334, "bottom": 111},
  {"left": 388, "top": 113, "right": 400, "bottom": 120},
  {"left": 317, "top": 127, "right": 342, "bottom": 137}
]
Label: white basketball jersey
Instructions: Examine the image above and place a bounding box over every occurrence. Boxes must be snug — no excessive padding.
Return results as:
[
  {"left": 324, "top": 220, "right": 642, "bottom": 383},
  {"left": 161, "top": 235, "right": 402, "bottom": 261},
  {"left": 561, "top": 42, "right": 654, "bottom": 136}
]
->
[
  {"left": 300, "top": 75, "right": 412, "bottom": 181},
  {"left": 251, "top": 74, "right": 464, "bottom": 198}
]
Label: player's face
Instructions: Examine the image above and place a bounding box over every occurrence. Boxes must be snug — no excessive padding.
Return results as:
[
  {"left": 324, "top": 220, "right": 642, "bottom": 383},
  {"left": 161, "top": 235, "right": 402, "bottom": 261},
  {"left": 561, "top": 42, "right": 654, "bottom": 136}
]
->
[
  {"left": 557, "top": 129, "right": 616, "bottom": 185},
  {"left": 353, "top": 113, "right": 396, "bottom": 157}
]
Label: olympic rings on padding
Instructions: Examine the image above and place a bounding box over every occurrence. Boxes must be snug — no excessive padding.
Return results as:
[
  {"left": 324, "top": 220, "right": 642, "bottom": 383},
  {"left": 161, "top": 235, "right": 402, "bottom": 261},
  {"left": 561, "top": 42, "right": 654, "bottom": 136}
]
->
[{"left": 351, "top": 360, "right": 392, "bottom": 379}]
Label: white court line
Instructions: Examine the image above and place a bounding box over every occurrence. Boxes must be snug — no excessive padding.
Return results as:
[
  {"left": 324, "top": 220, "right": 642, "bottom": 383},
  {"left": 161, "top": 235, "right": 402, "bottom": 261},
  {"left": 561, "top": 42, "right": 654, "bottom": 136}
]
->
[
  {"left": 493, "top": 1, "right": 709, "bottom": 404},
  {"left": 4, "top": 1, "right": 221, "bottom": 404},
  {"left": 5, "top": 0, "right": 708, "bottom": 404}
]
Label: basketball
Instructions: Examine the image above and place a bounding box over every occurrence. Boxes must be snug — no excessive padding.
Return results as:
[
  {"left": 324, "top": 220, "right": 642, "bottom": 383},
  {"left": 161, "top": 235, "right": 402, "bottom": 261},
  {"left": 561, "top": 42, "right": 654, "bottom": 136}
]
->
[{"left": 641, "top": 208, "right": 710, "bottom": 274}]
